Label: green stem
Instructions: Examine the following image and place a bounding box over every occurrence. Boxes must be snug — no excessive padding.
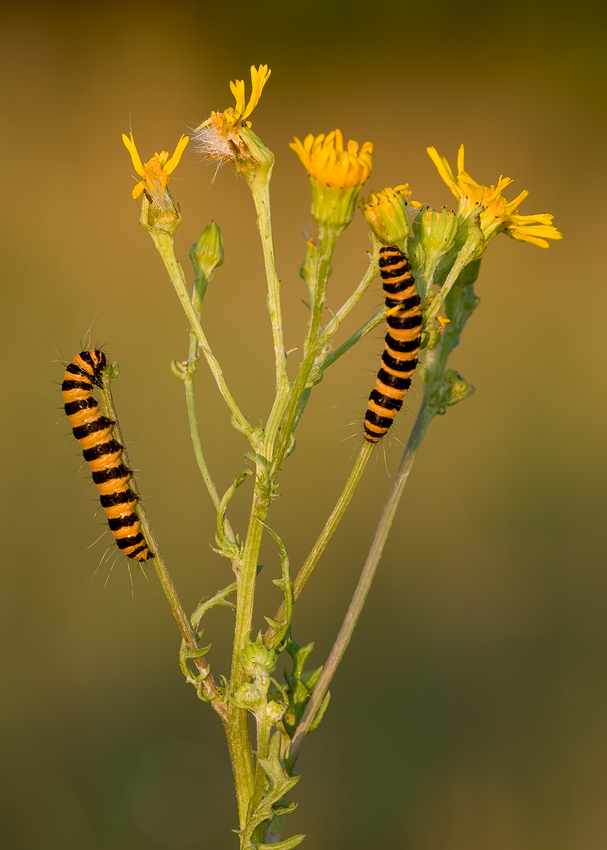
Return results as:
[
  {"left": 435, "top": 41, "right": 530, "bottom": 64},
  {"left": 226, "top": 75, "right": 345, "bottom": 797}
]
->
[
  {"left": 184, "top": 377, "right": 222, "bottom": 513},
  {"left": 317, "top": 307, "right": 384, "bottom": 373},
  {"left": 264, "top": 441, "right": 374, "bottom": 646},
  {"left": 287, "top": 254, "right": 381, "bottom": 434},
  {"left": 180, "top": 269, "right": 237, "bottom": 544},
  {"left": 272, "top": 227, "right": 339, "bottom": 472},
  {"left": 248, "top": 172, "right": 288, "bottom": 393},
  {"left": 230, "top": 488, "right": 270, "bottom": 682},
  {"left": 224, "top": 484, "right": 271, "bottom": 832},
  {"left": 224, "top": 707, "right": 255, "bottom": 830},
  {"left": 317, "top": 249, "right": 379, "bottom": 347},
  {"left": 97, "top": 368, "right": 223, "bottom": 710},
  {"left": 150, "top": 230, "right": 254, "bottom": 441},
  {"left": 289, "top": 397, "right": 436, "bottom": 761},
  {"left": 424, "top": 226, "right": 481, "bottom": 327}
]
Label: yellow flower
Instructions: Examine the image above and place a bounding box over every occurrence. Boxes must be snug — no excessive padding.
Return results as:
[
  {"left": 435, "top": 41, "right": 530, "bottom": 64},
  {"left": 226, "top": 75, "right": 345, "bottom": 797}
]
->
[
  {"left": 361, "top": 184, "right": 420, "bottom": 246},
  {"left": 193, "top": 64, "right": 271, "bottom": 165},
  {"left": 290, "top": 130, "right": 373, "bottom": 190},
  {"left": 427, "top": 144, "right": 562, "bottom": 248},
  {"left": 122, "top": 132, "right": 189, "bottom": 205},
  {"left": 229, "top": 64, "right": 271, "bottom": 126},
  {"left": 291, "top": 130, "right": 373, "bottom": 230}
]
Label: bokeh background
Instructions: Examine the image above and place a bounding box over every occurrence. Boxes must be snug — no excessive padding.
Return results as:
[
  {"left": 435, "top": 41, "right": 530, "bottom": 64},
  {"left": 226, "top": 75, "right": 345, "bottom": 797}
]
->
[{"left": 2, "top": 1, "right": 606, "bottom": 847}]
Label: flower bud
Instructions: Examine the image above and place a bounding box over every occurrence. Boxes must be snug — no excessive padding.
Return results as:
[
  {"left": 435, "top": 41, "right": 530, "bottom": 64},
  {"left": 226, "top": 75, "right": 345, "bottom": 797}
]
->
[
  {"left": 190, "top": 222, "right": 224, "bottom": 281},
  {"left": 266, "top": 700, "right": 286, "bottom": 724},
  {"left": 413, "top": 207, "right": 458, "bottom": 257},
  {"left": 360, "top": 185, "right": 419, "bottom": 248},
  {"left": 241, "top": 635, "right": 277, "bottom": 677},
  {"left": 232, "top": 682, "right": 264, "bottom": 711},
  {"left": 429, "top": 368, "right": 475, "bottom": 413},
  {"left": 443, "top": 369, "right": 475, "bottom": 407}
]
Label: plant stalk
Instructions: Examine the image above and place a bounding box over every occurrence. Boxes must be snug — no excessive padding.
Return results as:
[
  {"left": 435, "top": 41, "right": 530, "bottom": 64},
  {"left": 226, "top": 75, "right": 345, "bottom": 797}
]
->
[{"left": 289, "top": 396, "right": 436, "bottom": 761}]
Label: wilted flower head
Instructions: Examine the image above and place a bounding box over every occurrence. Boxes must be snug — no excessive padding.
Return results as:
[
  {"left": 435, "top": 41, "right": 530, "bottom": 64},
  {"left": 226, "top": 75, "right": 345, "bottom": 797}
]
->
[
  {"left": 427, "top": 144, "right": 562, "bottom": 249},
  {"left": 193, "top": 64, "right": 271, "bottom": 170},
  {"left": 122, "top": 132, "right": 188, "bottom": 207}
]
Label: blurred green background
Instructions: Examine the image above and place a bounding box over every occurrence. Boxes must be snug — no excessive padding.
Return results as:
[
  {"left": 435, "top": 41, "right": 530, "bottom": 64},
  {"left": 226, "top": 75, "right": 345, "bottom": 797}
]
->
[{"left": 2, "top": 1, "right": 606, "bottom": 847}]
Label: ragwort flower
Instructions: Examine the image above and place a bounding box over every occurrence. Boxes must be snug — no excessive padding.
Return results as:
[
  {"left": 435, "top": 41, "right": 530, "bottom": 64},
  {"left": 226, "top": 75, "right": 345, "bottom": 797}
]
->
[
  {"left": 290, "top": 130, "right": 373, "bottom": 229},
  {"left": 427, "top": 144, "right": 562, "bottom": 249},
  {"left": 122, "top": 132, "right": 188, "bottom": 207}
]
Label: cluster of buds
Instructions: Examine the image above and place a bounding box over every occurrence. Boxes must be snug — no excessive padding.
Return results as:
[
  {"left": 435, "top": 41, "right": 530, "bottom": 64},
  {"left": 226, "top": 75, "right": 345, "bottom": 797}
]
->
[{"left": 232, "top": 635, "right": 286, "bottom": 721}]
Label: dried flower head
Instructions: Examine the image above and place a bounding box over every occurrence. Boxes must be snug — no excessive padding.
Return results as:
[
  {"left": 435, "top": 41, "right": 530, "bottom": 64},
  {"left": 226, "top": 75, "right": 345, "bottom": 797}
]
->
[{"left": 193, "top": 64, "right": 271, "bottom": 166}]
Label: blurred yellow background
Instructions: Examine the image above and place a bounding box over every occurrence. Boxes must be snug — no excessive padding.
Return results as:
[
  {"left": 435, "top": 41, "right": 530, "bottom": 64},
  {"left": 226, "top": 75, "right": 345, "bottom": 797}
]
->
[{"left": 2, "top": 1, "right": 606, "bottom": 847}]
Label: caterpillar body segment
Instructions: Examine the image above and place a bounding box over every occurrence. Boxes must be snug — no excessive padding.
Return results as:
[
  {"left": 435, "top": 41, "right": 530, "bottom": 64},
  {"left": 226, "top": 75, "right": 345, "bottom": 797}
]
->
[
  {"left": 364, "top": 246, "right": 422, "bottom": 443},
  {"left": 62, "top": 350, "right": 153, "bottom": 561}
]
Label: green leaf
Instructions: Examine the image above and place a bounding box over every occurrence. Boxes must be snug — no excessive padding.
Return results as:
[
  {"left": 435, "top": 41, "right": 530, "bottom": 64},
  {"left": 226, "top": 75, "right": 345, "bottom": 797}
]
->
[
  {"left": 259, "top": 523, "right": 294, "bottom": 651},
  {"left": 238, "top": 733, "right": 301, "bottom": 847},
  {"left": 258, "top": 835, "right": 305, "bottom": 849},
  {"left": 189, "top": 582, "right": 237, "bottom": 634},
  {"left": 215, "top": 471, "right": 251, "bottom": 558},
  {"left": 309, "top": 691, "right": 331, "bottom": 732}
]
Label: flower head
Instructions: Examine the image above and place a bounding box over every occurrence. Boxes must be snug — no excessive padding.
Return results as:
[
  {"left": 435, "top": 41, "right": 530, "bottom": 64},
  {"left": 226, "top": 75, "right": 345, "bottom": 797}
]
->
[
  {"left": 290, "top": 130, "right": 373, "bottom": 190},
  {"left": 122, "top": 132, "right": 188, "bottom": 207},
  {"left": 360, "top": 184, "right": 420, "bottom": 247},
  {"left": 291, "top": 130, "right": 373, "bottom": 230},
  {"left": 427, "top": 144, "right": 562, "bottom": 249},
  {"left": 193, "top": 64, "right": 272, "bottom": 171}
]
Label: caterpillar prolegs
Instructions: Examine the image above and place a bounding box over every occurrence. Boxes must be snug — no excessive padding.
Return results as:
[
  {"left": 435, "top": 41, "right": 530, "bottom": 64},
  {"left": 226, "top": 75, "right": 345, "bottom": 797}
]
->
[
  {"left": 62, "top": 350, "right": 153, "bottom": 561},
  {"left": 364, "top": 246, "right": 422, "bottom": 442}
]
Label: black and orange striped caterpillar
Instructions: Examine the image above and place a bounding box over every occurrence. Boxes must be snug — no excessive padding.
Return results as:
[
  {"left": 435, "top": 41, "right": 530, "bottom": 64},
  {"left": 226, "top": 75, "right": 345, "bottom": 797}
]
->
[
  {"left": 364, "top": 246, "right": 422, "bottom": 442},
  {"left": 62, "top": 350, "right": 153, "bottom": 561}
]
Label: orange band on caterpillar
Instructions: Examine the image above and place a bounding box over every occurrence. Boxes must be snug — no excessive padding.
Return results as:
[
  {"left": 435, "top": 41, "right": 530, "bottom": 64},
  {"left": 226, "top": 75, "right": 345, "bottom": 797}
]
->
[
  {"left": 62, "top": 350, "right": 153, "bottom": 561},
  {"left": 364, "top": 246, "right": 421, "bottom": 442}
]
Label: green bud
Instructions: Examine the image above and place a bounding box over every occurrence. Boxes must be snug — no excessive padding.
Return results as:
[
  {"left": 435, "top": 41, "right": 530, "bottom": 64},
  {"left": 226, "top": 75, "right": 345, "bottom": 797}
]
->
[
  {"left": 232, "top": 682, "right": 264, "bottom": 711},
  {"left": 410, "top": 207, "right": 458, "bottom": 288},
  {"left": 241, "top": 635, "right": 277, "bottom": 677},
  {"left": 443, "top": 369, "right": 475, "bottom": 407},
  {"left": 414, "top": 207, "right": 458, "bottom": 255},
  {"left": 105, "top": 361, "right": 120, "bottom": 380},
  {"left": 360, "top": 185, "right": 415, "bottom": 249},
  {"left": 429, "top": 369, "right": 475, "bottom": 413},
  {"left": 190, "top": 222, "right": 224, "bottom": 281},
  {"left": 266, "top": 700, "right": 286, "bottom": 724}
]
